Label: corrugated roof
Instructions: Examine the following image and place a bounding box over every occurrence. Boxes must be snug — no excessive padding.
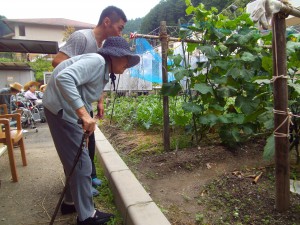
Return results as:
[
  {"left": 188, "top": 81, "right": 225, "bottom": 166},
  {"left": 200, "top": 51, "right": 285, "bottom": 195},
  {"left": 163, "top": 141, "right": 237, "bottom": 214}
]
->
[
  {"left": 0, "top": 62, "right": 31, "bottom": 70},
  {"left": 3, "top": 18, "right": 95, "bottom": 29},
  {"left": 0, "top": 38, "right": 58, "bottom": 54}
]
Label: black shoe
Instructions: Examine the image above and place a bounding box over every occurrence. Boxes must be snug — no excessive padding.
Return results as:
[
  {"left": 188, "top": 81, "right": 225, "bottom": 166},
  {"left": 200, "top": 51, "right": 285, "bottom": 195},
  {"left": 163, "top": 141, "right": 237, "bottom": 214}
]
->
[
  {"left": 61, "top": 202, "right": 76, "bottom": 215},
  {"left": 77, "top": 210, "right": 114, "bottom": 225}
]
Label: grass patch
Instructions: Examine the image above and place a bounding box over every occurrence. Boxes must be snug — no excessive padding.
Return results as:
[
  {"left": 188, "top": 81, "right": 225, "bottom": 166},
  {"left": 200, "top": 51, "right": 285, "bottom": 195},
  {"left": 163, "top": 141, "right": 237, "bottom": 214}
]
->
[{"left": 93, "top": 157, "right": 123, "bottom": 225}]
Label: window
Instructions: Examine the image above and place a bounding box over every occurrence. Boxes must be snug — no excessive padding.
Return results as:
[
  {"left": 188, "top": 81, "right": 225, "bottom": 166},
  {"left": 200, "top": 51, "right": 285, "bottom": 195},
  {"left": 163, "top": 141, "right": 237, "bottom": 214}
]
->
[{"left": 19, "top": 25, "right": 25, "bottom": 36}]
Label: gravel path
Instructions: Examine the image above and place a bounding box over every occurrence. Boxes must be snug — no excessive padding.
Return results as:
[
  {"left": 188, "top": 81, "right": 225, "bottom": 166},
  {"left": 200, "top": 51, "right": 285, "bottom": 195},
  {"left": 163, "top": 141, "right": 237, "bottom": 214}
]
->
[{"left": 0, "top": 123, "right": 76, "bottom": 225}]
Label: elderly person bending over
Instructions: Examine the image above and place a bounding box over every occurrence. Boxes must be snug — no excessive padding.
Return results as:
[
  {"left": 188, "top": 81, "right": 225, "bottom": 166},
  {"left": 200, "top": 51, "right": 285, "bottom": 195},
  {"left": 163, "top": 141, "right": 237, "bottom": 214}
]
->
[{"left": 43, "top": 36, "right": 140, "bottom": 225}]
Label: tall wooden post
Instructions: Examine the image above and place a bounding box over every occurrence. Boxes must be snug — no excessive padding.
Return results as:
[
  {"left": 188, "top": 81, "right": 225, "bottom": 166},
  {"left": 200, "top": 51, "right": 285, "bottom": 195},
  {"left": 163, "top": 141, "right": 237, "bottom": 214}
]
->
[
  {"left": 160, "top": 21, "right": 170, "bottom": 151},
  {"left": 272, "top": 13, "right": 290, "bottom": 212}
]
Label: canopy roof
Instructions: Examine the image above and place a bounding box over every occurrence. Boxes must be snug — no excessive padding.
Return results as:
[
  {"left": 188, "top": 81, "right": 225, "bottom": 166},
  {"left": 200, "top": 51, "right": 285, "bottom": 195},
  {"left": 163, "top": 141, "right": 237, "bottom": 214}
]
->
[
  {"left": 0, "top": 38, "right": 58, "bottom": 54},
  {"left": 0, "top": 62, "right": 31, "bottom": 70}
]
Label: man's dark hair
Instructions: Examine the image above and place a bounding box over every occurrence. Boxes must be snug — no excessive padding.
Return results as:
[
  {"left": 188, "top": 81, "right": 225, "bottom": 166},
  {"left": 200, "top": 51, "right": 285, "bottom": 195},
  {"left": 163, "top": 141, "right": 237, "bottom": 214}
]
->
[{"left": 98, "top": 6, "right": 127, "bottom": 25}]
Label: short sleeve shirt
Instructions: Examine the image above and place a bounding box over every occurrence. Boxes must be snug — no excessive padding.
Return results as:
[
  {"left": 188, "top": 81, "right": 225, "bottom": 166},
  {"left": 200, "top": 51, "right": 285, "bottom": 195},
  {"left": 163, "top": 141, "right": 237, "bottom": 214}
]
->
[{"left": 59, "top": 29, "right": 99, "bottom": 57}]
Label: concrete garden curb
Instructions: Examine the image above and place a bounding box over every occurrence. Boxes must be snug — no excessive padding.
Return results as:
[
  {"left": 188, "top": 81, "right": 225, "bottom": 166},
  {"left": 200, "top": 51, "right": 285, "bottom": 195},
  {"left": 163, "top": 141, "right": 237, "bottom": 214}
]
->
[{"left": 94, "top": 127, "right": 171, "bottom": 225}]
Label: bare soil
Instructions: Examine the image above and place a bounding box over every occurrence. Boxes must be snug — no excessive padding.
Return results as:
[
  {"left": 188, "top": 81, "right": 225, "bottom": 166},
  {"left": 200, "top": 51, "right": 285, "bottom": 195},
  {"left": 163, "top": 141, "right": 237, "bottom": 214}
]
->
[{"left": 100, "top": 122, "right": 300, "bottom": 225}]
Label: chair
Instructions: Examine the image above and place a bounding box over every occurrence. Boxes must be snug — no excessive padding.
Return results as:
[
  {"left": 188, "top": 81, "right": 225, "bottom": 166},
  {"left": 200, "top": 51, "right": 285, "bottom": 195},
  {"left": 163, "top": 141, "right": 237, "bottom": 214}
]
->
[
  {"left": 0, "top": 113, "right": 27, "bottom": 182},
  {"left": 0, "top": 104, "right": 20, "bottom": 127},
  {"left": 0, "top": 104, "right": 8, "bottom": 115}
]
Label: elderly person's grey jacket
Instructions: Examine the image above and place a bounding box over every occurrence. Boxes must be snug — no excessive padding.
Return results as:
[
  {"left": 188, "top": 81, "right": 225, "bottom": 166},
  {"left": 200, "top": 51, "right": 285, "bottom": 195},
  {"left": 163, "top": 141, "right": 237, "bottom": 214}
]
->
[{"left": 43, "top": 53, "right": 109, "bottom": 125}]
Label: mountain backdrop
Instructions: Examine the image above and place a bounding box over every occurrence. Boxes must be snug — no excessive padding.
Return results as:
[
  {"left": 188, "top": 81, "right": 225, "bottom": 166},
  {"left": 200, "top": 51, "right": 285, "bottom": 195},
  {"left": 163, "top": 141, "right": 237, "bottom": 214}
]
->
[
  {"left": 0, "top": 0, "right": 250, "bottom": 38},
  {"left": 123, "top": 0, "right": 250, "bottom": 35}
]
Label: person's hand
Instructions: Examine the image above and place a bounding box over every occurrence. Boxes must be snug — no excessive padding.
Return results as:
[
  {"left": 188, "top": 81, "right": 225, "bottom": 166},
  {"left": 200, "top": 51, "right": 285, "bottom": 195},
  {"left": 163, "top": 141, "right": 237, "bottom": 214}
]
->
[
  {"left": 80, "top": 115, "right": 96, "bottom": 136},
  {"left": 95, "top": 100, "right": 104, "bottom": 120},
  {"left": 76, "top": 106, "right": 95, "bottom": 136}
]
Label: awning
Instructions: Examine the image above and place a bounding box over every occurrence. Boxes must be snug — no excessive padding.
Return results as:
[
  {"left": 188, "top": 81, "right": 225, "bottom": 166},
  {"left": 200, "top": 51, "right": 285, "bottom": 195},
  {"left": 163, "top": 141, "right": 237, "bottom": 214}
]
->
[
  {"left": 0, "top": 62, "right": 31, "bottom": 70},
  {"left": 0, "top": 38, "right": 58, "bottom": 54}
]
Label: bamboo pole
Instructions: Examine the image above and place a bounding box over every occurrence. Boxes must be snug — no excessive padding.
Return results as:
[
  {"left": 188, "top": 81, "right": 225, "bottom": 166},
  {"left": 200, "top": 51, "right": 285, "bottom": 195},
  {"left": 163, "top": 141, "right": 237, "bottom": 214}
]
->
[
  {"left": 272, "top": 12, "right": 290, "bottom": 212},
  {"left": 160, "top": 21, "right": 170, "bottom": 152},
  {"left": 134, "top": 33, "right": 202, "bottom": 43},
  {"left": 279, "top": 3, "right": 300, "bottom": 18}
]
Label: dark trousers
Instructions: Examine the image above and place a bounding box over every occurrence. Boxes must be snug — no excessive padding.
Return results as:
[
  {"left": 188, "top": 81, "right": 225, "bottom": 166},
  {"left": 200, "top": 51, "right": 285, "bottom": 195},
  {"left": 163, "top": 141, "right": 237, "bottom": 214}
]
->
[
  {"left": 44, "top": 107, "right": 94, "bottom": 220},
  {"left": 89, "top": 111, "right": 96, "bottom": 179}
]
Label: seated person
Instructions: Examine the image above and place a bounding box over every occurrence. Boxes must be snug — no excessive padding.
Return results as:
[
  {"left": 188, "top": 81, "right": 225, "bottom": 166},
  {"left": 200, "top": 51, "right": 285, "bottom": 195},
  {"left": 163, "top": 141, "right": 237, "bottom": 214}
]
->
[
  {"left": 0, "top": 82, "right": 23, "bottom": 113},
  {"left": 24, "top": 81, "right": 41, "bottom": 105},
  {"left": 39, "top": 84, "right": 47, "bottom": 93}
]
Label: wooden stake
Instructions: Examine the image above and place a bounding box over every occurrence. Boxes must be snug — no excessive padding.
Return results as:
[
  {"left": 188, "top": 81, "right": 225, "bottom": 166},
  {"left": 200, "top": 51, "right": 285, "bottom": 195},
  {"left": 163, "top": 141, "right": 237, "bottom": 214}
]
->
[
  {"left": 160, "top": 21, "right": 170, "bottom": 151},
  {"left": 272, "top": 12, "right": 290, "bottom": 212}
]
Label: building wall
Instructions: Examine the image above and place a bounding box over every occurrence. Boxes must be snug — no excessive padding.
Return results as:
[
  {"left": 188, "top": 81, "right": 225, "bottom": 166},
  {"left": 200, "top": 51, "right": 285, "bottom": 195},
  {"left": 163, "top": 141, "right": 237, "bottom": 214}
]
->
[
  {"left": 286, "top": 16, "right": 300, "bottom": 27},
  {"left": 289, "top": 0, "right": 300, "bottom": 7},
  {"left": 13, "top": 24, "right": 66, "bottom": 44},
  {"left": 286, "top": 0, "right": 300, "bottom": 27},
  {"left": 0, "top": 70, "right": 35, "bottom": 89}
]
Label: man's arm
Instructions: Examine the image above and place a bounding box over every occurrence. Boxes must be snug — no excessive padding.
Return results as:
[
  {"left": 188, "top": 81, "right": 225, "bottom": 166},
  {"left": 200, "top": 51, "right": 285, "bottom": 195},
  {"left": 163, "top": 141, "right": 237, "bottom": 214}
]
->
[
  {"left": 52, "top": 52, "right": 70, "bottom": 68},
  {"left": 96, "top": 94, "right": 105, "bottom": 119}
]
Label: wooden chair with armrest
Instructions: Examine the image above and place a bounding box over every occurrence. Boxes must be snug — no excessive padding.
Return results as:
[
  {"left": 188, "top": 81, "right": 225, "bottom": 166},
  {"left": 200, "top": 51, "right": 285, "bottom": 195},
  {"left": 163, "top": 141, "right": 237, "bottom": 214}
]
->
[
  {"left": 0, "top": 104, "right": 8, "bottom": 115},
  {"left": 0, "top": 103, "right": 22, "bottom": 126},
  {"left": 0, "top": 113, "right": 27, "bottom": 182},
  {"left": 0, "top": 103, "right": 22, "bottom": 114}
]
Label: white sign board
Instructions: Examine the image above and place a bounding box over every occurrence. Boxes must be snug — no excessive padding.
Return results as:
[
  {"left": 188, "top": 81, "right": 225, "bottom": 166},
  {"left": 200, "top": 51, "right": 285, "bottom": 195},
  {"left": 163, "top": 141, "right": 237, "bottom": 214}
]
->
[
  {"left": 7, "top": 76, "right": 13, "bottom": 82},
  {"left": 43, "top": 72, "right": 52, "bottom": 84}
]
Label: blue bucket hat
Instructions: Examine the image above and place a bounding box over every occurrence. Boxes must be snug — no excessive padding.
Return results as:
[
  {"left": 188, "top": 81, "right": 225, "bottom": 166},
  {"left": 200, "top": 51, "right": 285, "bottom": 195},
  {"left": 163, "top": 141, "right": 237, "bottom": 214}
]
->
[{"left": 98, "top": 36, "right": 140, "bottom": 68}]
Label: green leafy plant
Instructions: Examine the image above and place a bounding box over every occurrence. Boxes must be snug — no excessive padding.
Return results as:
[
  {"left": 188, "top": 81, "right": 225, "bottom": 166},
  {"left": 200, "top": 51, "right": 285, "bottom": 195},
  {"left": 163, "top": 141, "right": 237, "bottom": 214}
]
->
[
  {"left": 162, "top": 3, "right": 276, "bottom": 148},
  {"left": 106, "top": 95, "right": 192, "bottom": 132}
]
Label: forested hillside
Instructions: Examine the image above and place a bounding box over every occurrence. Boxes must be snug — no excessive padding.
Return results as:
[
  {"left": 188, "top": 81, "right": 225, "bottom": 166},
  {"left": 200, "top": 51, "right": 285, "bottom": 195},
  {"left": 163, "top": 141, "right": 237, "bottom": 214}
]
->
[
  {"left": 124, "top": 0, "right": 249, "bottom": 35},
  {"left": 123, "top": 17, "right": 143, "bottom": 35}
]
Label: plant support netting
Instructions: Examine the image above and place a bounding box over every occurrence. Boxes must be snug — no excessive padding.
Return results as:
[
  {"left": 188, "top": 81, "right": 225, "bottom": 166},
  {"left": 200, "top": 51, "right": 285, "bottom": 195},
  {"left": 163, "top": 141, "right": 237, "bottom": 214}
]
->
[{"left": 130, "top": 38, "right": 174, "bottom": 84}]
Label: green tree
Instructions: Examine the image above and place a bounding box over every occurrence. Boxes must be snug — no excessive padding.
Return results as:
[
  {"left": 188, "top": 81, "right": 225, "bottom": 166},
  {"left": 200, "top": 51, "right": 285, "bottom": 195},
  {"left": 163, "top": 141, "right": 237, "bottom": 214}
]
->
[
  {"left": 140, "top": 0, "right": 234, "bottom": 34},
  {"left": 62, "top": 26, "right": 75, "bottom": 42},
  {"left": 123, "top": 18, "right": 143, "bottom": 35},
  {"left": 0, "top": 15, "right": 12, "bottom": 37},
  {"left": 28, "top": 57, "right": 53, "bottom": 82}
]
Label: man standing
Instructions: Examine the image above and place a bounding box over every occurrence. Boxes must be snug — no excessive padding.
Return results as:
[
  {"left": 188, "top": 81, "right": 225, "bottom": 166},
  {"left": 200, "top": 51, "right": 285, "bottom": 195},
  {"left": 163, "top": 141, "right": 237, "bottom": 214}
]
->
[{"left": 52, "top": 6, "right": 127, "bottom": 197}]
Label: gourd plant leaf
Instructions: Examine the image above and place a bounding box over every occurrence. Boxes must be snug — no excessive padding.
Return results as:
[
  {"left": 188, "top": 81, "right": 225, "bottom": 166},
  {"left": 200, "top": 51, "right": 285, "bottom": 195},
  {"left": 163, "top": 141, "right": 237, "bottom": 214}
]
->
[
  {"left": 235, "top": 96, "right": 260, "bottom": 115},
  {"left": 194, "top": 83, "right": 213, "bottom": 95},
  {"left": 174, "top": 68, "right": 192, "bottom": 81},
  {"left": 182, "top": 102, "right": 203, "bottom": 115},
  {"left": 161, "top": 81, "right": 182, "bottom": 96},
  {"left": 241, "top": 52, "right": 256, "bottom": 62},
  {"left": 199, "top": 46, "right": 218, "bottom": 59},
  {"left": 263, "top": 134, "right": 275, "bottom": 161}
]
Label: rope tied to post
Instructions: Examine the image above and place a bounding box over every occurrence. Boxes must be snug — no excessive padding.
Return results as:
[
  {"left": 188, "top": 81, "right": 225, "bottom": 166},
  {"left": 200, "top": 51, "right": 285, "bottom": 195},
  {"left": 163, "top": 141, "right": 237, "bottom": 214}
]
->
[
  {"left": 273, "top": 108, "right": 293, "bottom": 138},
  {"left": 273, "top": 108, "right": 300, "bottom": 138},
  {"left": 270, "top": 74, "right": 289, "bottom": 83},
  {"left": 159, "top": 34, "right": 169, "bottom": 42}
]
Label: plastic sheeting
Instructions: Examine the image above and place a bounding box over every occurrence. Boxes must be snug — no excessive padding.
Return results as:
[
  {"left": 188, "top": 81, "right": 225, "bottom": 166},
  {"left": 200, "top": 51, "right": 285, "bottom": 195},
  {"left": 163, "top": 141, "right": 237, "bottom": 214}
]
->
[{"left": 130, "top": 38, "right": 174, "bottom": 83}]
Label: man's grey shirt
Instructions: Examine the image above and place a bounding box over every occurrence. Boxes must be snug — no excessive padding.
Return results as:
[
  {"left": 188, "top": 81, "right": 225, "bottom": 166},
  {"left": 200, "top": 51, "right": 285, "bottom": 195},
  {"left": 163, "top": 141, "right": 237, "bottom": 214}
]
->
[{"left": 59, "top": 29, "right": 98, "bottom": 57}]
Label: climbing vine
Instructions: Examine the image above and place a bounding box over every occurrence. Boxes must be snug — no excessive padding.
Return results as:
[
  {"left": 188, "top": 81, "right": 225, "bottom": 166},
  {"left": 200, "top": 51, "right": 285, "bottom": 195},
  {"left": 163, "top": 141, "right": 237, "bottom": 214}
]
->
[{"left": 162, "top": 2, "right": 300, "bottom": 154}]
